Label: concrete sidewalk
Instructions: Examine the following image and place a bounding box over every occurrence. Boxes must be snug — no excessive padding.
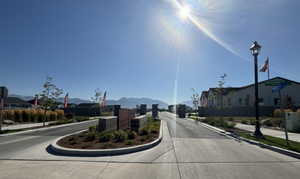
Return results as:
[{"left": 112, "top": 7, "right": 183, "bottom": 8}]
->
[
  {"left": 235, "top": 123, "right": 300, "bottom": 143},
  {"left": 2, "top": 121, "right": 54, "bottom": 131}
]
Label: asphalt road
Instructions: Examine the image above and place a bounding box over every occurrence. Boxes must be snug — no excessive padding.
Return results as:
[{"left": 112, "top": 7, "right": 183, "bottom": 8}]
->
[{"left": 0, "top": 112, "right": 300, "bottom": 179}]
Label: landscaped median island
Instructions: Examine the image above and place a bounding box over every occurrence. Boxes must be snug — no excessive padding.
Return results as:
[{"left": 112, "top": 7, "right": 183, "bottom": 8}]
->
[{"left": 56, "top": 116, "right": 161, "bottom": 149}]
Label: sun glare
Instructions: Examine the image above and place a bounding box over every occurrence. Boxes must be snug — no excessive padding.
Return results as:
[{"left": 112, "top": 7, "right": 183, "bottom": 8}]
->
[{"left": 179, "top": 6, "right": 190, "bottom": 19}]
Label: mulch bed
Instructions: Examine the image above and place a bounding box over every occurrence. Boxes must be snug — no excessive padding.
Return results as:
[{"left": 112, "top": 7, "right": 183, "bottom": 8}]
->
[{"left": 57, "top": 131, "right": 159, "bottom": 149}]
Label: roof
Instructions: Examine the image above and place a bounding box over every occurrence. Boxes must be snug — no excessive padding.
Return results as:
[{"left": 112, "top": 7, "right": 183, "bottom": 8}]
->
[
  {"left": 202, "top": 77, "right": 300, "bottom": 95},
  {"left": 238, "top": 76, "right": 300, "bottom": 89},
  {"left": 201, "top": 91, "right": 208, "bottom": 98}
]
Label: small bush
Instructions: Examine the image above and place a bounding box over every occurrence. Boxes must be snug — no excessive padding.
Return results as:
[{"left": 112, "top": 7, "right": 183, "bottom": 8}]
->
[
  {"left": 250, "top": 119, "right": 256, "bottom": 125},
  {"left": 139, "top": 127, "right": 149, "bottom": 136},
  {"left": 65, "top": 113, "right": 74, "bottom": 119},
  {"left": 127, "top": 130, "right": 137, "bottom": 139},
  {"left": 99, "top": 132, "right": 114, "bottom": 142},
  {"left": 262, "top": 119, "right": 273, "bottom": 127},
  {"left": 89, "top": 126, "right": 96, "bottom": 132},
  {"left": 14, "top": 110, "right": 22, "bottom": 122},
  {"left": 21, "top": 110, "right": 30, "bottom": 122},
  {"left": 85, "top": 132, "right": 96, "bottom": 142},
  {"left": 125, "top": 140, "right": 133, "bottom": 145},
  {"left": 241, "top": 119, "right": 248, "bottom": 124},
  {"left": 113, "top": 130, "right": 128, "bottom": 142}
]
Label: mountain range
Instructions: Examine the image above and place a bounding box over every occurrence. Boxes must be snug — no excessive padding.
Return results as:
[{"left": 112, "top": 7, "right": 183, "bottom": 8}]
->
[{"left": 8, "top": 94, "right": 169, "bottom": 109}]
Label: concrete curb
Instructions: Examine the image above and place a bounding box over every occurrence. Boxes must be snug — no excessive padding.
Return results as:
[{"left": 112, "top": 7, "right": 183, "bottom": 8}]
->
[
  {"left": 0, "top": 119, "right": 98, "bottom": 137},
  {"left": 50, "top": 120, "right": 163, "bottom": 156},
  {"left": 190, "top": 118, "right": 300, "bottom": 160}
]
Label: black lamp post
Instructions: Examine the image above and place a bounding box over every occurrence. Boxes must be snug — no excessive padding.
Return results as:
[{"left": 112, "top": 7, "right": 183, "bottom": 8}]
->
[{"left": 250, "top": 41, "right": 264, "bottom": 138}]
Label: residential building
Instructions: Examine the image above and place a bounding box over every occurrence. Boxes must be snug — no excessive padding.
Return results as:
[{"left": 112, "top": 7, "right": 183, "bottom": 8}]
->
[
  {"left": 201, "top": 77, "right": 300, "bottom": 109},
  {"left": 199, "top": 77, "right": 300, "bottom": 117}
]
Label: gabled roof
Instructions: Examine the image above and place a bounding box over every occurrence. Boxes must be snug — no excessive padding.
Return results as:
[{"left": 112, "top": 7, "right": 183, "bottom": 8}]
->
[
  {"left": 203, "top": 77, "right": 300, "bottom": 95},
  {"left": 238, "top": 76, "right": 300, "bottom": 89}
]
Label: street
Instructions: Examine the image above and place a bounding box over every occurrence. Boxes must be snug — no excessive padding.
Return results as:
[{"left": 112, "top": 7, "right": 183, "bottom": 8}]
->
[{"left": 0, "top": 112, "right": 300, "bottom": 179}]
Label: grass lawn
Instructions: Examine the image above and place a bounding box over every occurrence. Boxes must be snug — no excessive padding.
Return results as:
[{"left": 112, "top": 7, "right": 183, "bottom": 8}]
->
[{"left": 237, "top": 131, "right": 300, "bottom": 153}]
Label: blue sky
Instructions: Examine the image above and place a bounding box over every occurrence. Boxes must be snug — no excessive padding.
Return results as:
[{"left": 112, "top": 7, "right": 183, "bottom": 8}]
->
[{"left": 0, "top": 0, "right": 299, "bottom": 104}]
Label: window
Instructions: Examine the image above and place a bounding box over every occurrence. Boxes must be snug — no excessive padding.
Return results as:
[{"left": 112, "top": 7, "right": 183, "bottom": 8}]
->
[
  {"left": 259, "top": 98, "right": 264, "bottom": 105},
  {"left": 245, "top": 95, "right": 250, "bottom": 106},
  {"left": 274, "top": 98, "right": 280, "bottom": 106},
  {"left": 227, "top": 98, "right": 231, "bottom": 106},
  {"left": 238, "top": 98, "right": 243, "bottom": 105}
]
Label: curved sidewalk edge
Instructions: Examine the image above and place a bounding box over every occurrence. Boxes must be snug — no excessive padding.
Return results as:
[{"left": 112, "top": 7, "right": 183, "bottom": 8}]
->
[
  {"left": 193, "top": 118, "right": 300, "bottom": 160},
  {"left": 50, "top": 120, "right": 163, "bottom": 156}
]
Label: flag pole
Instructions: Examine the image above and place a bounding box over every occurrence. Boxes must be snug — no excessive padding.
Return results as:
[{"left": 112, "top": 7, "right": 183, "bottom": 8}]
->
[{"left": 268, "top": 57, "right": 270, "bottom": 80}]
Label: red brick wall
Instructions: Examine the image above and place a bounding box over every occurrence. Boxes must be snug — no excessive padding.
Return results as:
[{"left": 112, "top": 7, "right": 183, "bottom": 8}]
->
[{"left": 118, "top": 109, "right": 136, "bottom": 130}]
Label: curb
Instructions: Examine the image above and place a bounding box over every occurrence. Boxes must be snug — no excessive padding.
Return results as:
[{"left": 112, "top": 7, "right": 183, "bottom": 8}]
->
[
  {"left": 50, "top": 120, "right": 163, "bottom": 156},
  {"left": 0, "top": 119, "right": 98, "bottom": 137},
  {"left": 190, "top": 118, "right": 300, "bottom": 160}
]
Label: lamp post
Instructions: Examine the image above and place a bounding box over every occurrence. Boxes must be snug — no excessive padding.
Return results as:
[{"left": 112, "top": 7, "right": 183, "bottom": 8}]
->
[{"left": 250, "top": 41, "right": 264, "bottom": 138}]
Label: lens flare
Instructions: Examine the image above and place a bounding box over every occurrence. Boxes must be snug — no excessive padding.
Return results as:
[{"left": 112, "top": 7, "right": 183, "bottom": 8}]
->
[{"left": 179, "top": 6, "right": 190, "bottom": 19}]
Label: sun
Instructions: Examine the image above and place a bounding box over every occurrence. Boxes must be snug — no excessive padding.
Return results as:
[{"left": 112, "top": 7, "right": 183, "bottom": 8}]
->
[{"left": 179, "top": 6, "right": 191, "bottom": 19}]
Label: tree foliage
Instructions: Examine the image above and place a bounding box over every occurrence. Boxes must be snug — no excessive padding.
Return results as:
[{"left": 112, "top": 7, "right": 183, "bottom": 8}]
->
[
  {"left": 39, "top": 76, "right": 63, "bottom": 126},
  {"left": 191, "top": 88, "right": 200, "bottom": 110},
  {"left": 91, "top": 88, "right": 102, "bottom": 103}
]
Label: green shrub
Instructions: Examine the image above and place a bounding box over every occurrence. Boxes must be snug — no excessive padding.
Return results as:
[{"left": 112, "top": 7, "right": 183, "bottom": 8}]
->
[
  {"left": 113, "top": 130, "right": 128, "bottom": 142},
  {"left": 125, "top": 140, "right": 133, "bottom": 145},
  {"left": 139, "top": 127, "right": 149, "bottom": 136},
  {"left": 250, "top": 119, "right": 256, "bottom": 125},
  {"left": 127, "top": 130, "right": 137, "bottom": 139},
  {"left": 14, "top": 110, "right": 22, "bottom": 122},
  {"left": 241, "top": 119, "right": 248, "bottom": 124},
  {"left": 99, "top": 132, "right": 114, "bottom": 142},
  {"left": 89, "top": 126, "right": 96, "bottom": 132},
  {"left": 262, "top": 119, "right": 273, "bottom": 127},
  {"left": 85, "top": 132, "right": 96, "bottom": 142},
  {"left": 65, "top": 113, "right": 74, "bottom": 119}
]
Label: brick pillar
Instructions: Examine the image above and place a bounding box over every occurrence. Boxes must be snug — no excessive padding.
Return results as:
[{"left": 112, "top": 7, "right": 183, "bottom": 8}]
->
[
  {"left": 152, "top": 104, "right": 159, "bottom": 119},
  {"left": 114, "top": 105, "right": 121, "bottom": 130},
  {"left": 140, "top": 104, "right": 147, "bottom": 115}
]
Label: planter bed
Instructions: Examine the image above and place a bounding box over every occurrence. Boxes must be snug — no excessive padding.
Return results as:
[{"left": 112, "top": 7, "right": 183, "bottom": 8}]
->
[{"left": 56, "top": 119, "right": 161, "bottom": 150}]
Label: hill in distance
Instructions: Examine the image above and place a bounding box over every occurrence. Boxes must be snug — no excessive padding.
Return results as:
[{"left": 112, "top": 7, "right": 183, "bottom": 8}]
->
[{"left": 9, "top": 94, "right": 168, "bottom": 109}]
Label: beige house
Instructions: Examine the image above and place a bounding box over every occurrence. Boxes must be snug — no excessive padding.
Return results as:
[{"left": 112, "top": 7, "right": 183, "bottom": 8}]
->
[{"left": 201, "top": 77, "right": 300, "bottom": 109}]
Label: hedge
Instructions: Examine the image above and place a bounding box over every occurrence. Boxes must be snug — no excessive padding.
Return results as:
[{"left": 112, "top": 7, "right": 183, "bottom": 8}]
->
[{"left": 2, "top": 109, "right": 64, "bottom": 123}]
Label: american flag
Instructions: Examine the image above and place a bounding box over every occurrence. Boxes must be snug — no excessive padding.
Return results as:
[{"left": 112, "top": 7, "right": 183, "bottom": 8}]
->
[
  {"left": 259, "top": 57, "right": 269, "bottom": 72},
  {"left": 64, "top": 93, "right": 69, "bottom": 108}
]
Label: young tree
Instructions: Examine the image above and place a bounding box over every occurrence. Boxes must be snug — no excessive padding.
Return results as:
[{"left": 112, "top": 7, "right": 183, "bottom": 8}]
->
[
  {"left": 191, "top": 88, "right": 200, "bottom": 111},
  {"left": 91, "top": 88, "right": 102, "bottom": 116},
  {"left": 39, "top": 76, "right": 63, "bottom": 126},
  {"left": 216, "top": 73, "right": 227, "bottom": 109},
  {"left": 91, "top": 88, "right": 102, "bottom": 103}
]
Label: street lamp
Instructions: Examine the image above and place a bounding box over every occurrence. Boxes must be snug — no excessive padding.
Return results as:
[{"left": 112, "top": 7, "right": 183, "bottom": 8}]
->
[{"left": 250, "top": 41, "right": 264, "bottom": 138}]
